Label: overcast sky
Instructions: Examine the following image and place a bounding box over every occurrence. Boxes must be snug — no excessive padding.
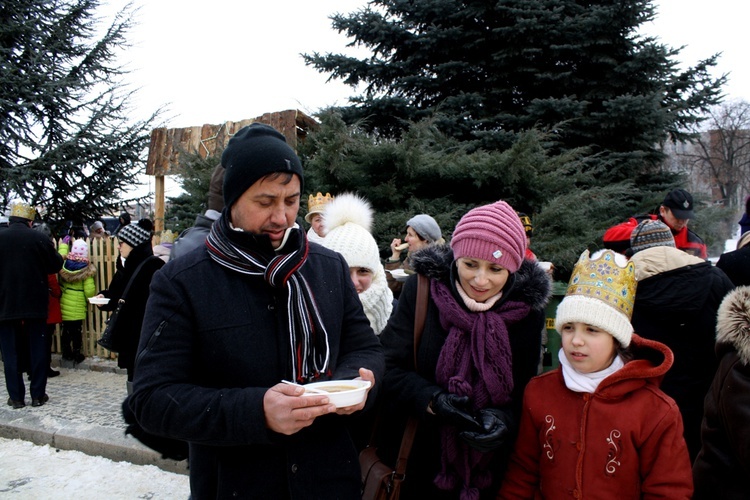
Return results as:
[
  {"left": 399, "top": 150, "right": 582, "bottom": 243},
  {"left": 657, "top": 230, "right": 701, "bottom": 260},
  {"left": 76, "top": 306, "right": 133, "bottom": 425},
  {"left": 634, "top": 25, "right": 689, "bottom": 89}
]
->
[
  {"left": 111, "top": 0, "right": 747, "bottom": 129},
  {"left": 103, "top": 0, "right": 747, "bottom": 197}
]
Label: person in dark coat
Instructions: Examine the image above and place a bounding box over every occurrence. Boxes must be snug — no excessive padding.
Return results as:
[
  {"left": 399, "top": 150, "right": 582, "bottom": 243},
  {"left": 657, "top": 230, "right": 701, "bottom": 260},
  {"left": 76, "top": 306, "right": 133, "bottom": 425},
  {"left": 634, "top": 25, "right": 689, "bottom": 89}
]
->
[
  {"left": 716, "top": 228, "right": 750, "bottom": 287},
  {"left": 692, "top": 286, "right": 750, "bottom": 499},
  {"left": 0, "top": 202, "right": 63, "bottom": 408},
  {"left": 128, "top": 123, "right": 385, "bottom": 499},
  {"left": 628, "top": 219, "right": 735, "bottom": 462},
  {"left": 378, "top": 200, "right": 551, "bottom": 500},
  {"left": 170, "top": 164, "right": 224, "bottom": 261},
  {"left": 95, "top": 219, "right": 163, "bottom": 389}
]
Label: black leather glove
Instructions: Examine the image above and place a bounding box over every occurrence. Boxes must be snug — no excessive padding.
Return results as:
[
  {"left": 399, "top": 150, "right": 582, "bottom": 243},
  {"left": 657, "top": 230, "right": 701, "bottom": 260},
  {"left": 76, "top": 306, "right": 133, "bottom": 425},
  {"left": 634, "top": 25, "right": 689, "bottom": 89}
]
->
[
  {"left": 430, "top": 392, "right": 481, "bottom": 432},
  {"left": 459, "top": 408, "right": 514, "bottom": 453}
]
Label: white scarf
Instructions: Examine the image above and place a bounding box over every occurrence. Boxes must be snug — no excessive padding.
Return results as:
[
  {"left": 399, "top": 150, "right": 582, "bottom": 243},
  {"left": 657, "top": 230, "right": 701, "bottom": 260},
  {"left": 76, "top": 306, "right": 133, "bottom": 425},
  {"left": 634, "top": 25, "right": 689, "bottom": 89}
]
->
[
  {"left": 558, "top": 348, "right": 624, "bottom": 393},
  {"left": 358, "top": 268, "right": 393, "bottom": 335}
]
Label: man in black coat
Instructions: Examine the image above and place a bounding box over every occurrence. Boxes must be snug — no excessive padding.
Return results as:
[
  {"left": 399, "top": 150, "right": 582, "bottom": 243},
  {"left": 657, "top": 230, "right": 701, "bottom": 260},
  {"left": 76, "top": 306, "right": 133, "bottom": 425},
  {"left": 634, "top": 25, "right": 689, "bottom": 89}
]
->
[
  {"left": 129, "top": 123, "right": 385, "bottom": 499},
  {"left": 0, "top": 202, "right": 63, "bottom": 409}
]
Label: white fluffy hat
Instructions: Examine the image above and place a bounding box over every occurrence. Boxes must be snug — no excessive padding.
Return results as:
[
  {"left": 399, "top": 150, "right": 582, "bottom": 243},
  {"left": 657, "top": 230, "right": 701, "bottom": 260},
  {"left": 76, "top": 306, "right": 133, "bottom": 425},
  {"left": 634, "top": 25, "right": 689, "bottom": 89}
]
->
[{"left": 320, "top": 193, "right": 393, "bottom": 334}]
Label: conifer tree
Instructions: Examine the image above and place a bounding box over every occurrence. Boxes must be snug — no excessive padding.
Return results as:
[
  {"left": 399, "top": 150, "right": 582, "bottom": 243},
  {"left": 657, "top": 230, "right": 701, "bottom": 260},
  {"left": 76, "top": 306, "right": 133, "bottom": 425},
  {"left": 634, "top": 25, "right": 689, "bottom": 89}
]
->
[{"left": 0, "top": 0, "right": 160, "bottom": 225}]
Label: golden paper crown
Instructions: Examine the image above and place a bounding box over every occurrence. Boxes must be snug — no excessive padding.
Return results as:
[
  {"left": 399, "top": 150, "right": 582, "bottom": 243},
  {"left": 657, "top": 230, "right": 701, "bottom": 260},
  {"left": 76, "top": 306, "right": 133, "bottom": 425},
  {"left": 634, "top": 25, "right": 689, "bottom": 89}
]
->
[
  {"left": 159, "top": 230, "right": 176, "bottom": 244},
  {"left": 305, "top": 192, "right": 334, "bottom": 221},
  {"left": 566, "top": 249, "right": 637, "bottom": 320},
  {"left": 10, "top": 202, "right": 36, "bottom": 220}
]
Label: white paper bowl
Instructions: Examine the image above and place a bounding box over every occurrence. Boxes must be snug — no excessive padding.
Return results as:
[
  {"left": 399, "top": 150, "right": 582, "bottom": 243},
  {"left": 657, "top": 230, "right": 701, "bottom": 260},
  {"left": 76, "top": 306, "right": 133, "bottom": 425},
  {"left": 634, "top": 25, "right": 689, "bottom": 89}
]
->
[
  {"left": 301, "top": 379, "right": 371, "bottom": 408},
  {"left": 88, "top": 297, "right": 110, "bottom": 305}
]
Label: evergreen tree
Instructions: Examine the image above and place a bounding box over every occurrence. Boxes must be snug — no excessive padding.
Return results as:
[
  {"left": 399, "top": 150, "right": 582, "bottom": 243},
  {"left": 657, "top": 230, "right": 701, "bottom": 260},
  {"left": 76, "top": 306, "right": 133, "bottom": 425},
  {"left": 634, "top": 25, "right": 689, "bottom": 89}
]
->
[
  {"left": 304, "top": 0, "right": 725, "bottom": 179},
  {"left": 0, "top": 0, "right": 160, "bottom": 226}
]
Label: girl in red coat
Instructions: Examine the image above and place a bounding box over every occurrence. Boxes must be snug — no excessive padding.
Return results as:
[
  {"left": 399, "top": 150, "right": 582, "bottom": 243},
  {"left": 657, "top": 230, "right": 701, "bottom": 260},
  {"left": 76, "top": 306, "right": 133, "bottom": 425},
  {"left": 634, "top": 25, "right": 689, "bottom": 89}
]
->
[{"left": 498, "top": 249, "right": 693, "bottom": 500}]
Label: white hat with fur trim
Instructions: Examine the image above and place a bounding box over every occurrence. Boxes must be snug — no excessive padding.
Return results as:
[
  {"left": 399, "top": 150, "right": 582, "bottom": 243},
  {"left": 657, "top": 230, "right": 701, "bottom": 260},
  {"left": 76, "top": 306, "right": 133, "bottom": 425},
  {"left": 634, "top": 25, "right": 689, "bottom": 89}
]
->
[{"left": 320, "top": 193, "right": 393, "bottom": 334}]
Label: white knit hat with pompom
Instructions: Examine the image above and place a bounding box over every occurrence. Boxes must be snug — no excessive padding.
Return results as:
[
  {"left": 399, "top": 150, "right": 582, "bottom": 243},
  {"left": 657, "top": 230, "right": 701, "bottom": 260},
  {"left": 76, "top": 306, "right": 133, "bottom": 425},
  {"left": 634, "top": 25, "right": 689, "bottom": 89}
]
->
[{"left": 320, "top": 193, "right": 393, "bottom": 334}]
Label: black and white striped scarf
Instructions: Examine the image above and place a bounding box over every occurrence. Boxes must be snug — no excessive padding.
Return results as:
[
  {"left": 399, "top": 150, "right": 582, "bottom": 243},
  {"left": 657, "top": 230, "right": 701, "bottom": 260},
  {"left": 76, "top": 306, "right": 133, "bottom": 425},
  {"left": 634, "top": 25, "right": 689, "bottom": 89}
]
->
[{"left": 205, "top": 214, "right": 330, "bottom": 382}]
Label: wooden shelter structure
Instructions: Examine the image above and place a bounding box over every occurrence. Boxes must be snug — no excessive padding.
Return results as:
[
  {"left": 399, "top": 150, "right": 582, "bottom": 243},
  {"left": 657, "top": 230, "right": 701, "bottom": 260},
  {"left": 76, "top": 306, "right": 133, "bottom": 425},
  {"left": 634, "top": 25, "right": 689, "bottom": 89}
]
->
[{"left": 145, "top": 109, "right": 319, "bottom": 231}]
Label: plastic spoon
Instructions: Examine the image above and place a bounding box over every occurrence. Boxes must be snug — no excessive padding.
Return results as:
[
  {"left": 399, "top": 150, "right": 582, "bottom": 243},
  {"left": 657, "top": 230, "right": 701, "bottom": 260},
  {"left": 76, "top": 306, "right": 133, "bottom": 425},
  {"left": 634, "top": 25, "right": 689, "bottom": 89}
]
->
[{"left": 281, "top": 380, "right": 328, "bottom": 395}]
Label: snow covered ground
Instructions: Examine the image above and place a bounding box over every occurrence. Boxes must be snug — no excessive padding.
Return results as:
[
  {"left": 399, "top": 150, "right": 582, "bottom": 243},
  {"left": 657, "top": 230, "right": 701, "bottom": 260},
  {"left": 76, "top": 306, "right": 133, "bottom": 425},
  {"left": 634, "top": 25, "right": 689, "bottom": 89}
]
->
[{"left": 0, "top": 437, "right": 189, "bottom": 499}]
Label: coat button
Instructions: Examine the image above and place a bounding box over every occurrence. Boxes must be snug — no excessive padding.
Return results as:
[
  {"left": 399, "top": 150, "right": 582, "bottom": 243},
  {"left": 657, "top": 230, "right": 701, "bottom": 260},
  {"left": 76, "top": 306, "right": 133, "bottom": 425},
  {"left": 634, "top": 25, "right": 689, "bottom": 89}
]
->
[
  {"left": 268, "top": 304, "right": 275, "bottom": 311},
  {"left": 291, "top": 464, "right": 298, "bottom": 474}
]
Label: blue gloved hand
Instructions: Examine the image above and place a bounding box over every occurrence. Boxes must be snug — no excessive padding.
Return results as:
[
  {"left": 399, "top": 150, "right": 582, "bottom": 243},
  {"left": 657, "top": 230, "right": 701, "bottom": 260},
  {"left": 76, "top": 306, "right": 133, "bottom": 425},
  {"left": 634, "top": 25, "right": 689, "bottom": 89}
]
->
[
  {"left": 459, "top": 408, "right": 514, "bottom": 453},
  {"left": 430, "top": 392, "right": 481, "bottom": 432}
]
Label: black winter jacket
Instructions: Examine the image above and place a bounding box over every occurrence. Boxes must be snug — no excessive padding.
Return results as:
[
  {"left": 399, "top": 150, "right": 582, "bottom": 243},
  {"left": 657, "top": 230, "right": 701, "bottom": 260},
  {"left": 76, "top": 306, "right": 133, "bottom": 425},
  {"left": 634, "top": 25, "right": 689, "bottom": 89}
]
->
[
  {"left": 378, "top": 245, "right": 551, "bottom": 499},
  {"left": 129, "top": 241, "right": 385, "bottom": 500},
  {"left": 629, "top": 246, "right": 734, "bottom": 461},
  {"left": 0, "top": 220, "right": 63, "bottom": 321},
  {"left": 716, "top": 244, "right": 750, "bottom": 287},
  {"left": 692, "top": 286, "right": 750, "bottom": 499}
]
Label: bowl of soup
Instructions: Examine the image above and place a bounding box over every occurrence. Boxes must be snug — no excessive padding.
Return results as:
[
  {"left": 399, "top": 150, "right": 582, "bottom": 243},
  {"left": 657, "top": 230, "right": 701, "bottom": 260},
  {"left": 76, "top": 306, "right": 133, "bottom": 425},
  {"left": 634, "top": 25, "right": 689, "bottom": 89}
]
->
[{"left": 301, "top": 379, "right": 371, "bottom": 408}]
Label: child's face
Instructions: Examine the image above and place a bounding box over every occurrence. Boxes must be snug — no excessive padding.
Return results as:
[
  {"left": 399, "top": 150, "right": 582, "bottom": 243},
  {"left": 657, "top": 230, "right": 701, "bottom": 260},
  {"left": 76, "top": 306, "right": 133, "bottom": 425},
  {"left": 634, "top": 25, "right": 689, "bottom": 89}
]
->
[{"left": 560, "top": 322, "right": 617, "bottom": 373}]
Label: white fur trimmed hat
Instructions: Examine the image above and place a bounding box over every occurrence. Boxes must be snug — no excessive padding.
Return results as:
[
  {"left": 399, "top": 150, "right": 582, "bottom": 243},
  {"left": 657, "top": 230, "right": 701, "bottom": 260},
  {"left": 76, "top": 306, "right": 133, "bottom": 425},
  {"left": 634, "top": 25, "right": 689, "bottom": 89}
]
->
[
  {"left": 555, "top": 249, "right": 637, "bottom": 347},
  {"left": 320, "top": 192, "right": 393, "bottom": 333}
]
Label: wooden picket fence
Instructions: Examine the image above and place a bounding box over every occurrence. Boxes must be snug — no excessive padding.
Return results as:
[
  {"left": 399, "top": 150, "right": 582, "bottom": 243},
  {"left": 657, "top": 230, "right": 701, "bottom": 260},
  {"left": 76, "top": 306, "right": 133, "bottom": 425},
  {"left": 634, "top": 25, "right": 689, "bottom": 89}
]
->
[{"left": 53, "top": 234, "right": 165, "bottom": 359}]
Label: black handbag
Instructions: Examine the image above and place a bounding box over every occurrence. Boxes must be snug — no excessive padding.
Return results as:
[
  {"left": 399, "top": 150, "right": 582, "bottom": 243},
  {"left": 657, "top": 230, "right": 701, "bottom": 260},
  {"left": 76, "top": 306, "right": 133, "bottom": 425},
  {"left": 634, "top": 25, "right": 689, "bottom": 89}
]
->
[
  {"left": 97, "top": 298, "right": 125, "bottom": 352},
  {"left": 96, "top": 257, "right": 154, "bottom": 353}
]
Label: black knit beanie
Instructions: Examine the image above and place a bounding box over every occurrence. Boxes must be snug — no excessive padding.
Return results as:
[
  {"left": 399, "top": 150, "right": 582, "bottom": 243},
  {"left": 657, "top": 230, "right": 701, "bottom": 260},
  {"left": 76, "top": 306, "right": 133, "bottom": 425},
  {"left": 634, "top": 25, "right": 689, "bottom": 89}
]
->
[{"left": 221, "top": 123, "right": 304, "bottom": 209}]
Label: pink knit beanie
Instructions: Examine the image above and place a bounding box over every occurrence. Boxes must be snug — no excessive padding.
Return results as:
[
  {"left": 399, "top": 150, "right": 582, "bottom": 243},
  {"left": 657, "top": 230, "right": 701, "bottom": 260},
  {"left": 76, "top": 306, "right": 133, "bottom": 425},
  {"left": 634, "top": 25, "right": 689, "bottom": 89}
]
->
[{"left": 450, "top": 200, "right": 527, "bottom": 273}]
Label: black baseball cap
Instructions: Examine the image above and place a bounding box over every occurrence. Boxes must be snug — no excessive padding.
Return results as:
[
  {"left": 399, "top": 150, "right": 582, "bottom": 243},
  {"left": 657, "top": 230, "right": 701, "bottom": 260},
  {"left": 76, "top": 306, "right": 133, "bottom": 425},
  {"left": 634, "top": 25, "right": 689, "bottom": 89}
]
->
[{"left": 662, "top": 188, "right": 695, "bottom": 219}]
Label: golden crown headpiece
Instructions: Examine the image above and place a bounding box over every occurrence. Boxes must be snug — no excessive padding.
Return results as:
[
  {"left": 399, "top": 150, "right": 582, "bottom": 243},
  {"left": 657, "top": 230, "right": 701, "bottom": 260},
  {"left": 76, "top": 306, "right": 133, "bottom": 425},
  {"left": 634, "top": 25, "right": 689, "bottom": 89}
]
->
[
  {"left": 10, "top": 202, "right": 36, "bottom": 221},
  {"left": 159, "top": 229, "right": 176, "bottom": 244},
  {"left": 305, "top": 192, "right": 334, "bottom": 221},
  {"left": 566, "top": 249, "right": 637, "bottom": 320}
]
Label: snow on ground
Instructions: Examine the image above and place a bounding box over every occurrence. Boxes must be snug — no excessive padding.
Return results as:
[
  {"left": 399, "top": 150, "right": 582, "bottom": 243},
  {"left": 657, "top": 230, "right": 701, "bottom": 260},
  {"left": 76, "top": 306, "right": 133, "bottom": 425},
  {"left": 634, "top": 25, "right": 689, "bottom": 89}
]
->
[{"left": 0, "top": 437, "right": 189, "bottom": 499}]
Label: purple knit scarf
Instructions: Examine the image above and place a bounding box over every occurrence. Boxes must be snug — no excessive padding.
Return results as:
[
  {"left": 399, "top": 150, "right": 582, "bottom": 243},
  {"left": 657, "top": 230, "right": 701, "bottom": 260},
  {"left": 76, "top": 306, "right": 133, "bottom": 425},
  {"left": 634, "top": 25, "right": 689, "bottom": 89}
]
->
[{"left": 431, "top": 279, "right": 530, "bottom": 500}]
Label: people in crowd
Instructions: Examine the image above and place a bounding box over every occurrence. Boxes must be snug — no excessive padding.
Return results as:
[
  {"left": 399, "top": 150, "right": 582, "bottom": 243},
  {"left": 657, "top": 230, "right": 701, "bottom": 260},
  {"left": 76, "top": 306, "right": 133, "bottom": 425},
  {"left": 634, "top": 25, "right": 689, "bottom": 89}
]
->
[
  {"left": 603, "top": 188, "right": 708, "bottom": 258},
  {"left": 319, "top": 192, "right": 394, "bottom": 335},
  {"left": 377, "top": 200, "right": 551, "bottom": 499},
  {"left": 692, "top": 286, "right": 750, "bottom": 499},
  {"left": 170, "top": 164, "right": 225, "bottom": 261},
  {"left": 128, "top": 123, "right": 384, "bottom": 499},
  {"left": 304, "top": 191, "right": 333, "bottom": 244},
  {"left": 59, "top": 239, "right": 97, "bottom": 364},
  {"left": 114, "top": 211, "right": 131, "bottom": 236},
  {"left": 94, "top": 218, "right": 163, "bottom": 390},
  {"left": 628, "top": 219, "right": 733, "bottom": 461},
  {"left": 385, "top": 213, "right": 444, "bottom": 298},
  {"left": 498, "top": 249, "right": 693, "bottom": 499},
  {"left": 0, "top": 202, "right": 63, "bottom": 408},
  {"left": 89, "top": 220, "right": 109, "bottom": 239},
  {"left": 715, "top": 231, "right": 750, "bottom": 287}
]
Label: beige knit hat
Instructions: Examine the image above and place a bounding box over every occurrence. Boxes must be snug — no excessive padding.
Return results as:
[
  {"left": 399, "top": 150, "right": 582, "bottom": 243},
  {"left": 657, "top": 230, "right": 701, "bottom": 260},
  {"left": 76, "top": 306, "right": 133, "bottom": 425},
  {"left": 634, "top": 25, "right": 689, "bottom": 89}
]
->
[{"left": 320, "top": 193, "right": 393, "bottom": 334}]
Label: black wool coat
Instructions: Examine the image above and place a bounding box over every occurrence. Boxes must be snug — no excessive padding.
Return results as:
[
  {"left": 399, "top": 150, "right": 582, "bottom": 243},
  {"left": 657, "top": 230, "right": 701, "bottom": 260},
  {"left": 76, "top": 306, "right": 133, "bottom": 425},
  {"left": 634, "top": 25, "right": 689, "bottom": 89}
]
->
[
  {"left": 129, "top": 241, "right": 385, "bottom": 500},
  {"left": 0, "top": 221, "right": 63, "bottom": 322},
  {"left": 99, "top": 242, "right": 164, "bottom": 372}
]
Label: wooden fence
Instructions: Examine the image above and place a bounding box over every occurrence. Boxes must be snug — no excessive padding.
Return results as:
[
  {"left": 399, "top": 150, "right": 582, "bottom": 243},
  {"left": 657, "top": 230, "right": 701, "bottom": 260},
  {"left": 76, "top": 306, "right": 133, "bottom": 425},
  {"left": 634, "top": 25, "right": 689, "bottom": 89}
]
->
[{"left": 53, "top": 235, "right": 165, "bottom": 359}]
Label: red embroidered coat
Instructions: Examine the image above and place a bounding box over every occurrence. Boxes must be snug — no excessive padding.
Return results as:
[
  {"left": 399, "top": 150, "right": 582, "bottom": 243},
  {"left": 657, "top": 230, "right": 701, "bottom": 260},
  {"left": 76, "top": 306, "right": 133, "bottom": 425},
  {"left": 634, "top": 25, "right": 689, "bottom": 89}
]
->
[{"left": 498, "top": 335, "right": 693, "bottom": 500}]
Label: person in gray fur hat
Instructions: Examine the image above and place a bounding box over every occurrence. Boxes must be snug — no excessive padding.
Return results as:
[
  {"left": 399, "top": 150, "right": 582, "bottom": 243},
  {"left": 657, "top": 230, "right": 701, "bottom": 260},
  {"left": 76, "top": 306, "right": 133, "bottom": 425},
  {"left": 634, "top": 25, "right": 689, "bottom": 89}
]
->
[{"left": 385, "top": 213, "right": 445, "bottom": 298}]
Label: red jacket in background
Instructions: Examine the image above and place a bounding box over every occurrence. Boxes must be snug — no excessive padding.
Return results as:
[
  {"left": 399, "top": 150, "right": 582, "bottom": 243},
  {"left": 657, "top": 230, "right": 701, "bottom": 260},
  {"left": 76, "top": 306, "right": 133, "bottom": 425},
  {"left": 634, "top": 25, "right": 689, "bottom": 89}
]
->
[
  {"left": 603, "top": 214, "right": 708, "bottom": 259},
  {"left": 47, "top": 274, "right": 62, "bottom": 325},
  {"left": 498, "top": 335, "right": 693, "bottom": 500}
]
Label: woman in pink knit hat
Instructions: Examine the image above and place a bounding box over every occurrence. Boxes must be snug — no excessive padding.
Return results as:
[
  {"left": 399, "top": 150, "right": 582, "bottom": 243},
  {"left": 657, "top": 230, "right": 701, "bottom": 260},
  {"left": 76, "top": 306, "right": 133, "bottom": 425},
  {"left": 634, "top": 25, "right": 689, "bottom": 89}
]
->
[{"left": 377, "top": 200, "right": 552, "bottom": 500}]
